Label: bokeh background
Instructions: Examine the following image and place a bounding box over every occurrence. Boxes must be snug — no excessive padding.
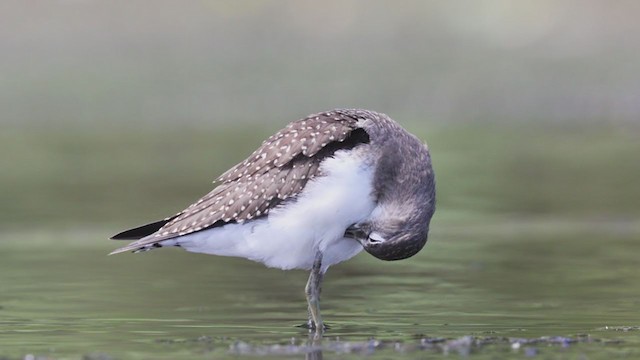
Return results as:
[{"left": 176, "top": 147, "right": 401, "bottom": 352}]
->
[
  {"left": 1, "top": 1, "right": 639, "bottom": 359},
  {"left": 2, "top": 0, "right": 640, "bottom": 229}
]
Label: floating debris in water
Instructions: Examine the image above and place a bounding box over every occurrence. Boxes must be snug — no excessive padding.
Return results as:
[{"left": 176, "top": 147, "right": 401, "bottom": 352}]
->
[
  {"left": 600, "top": 326, "right": 640, "bottom": 332},
  {"left": 225, "top": 334, "right": 618, "bottom": 356}
]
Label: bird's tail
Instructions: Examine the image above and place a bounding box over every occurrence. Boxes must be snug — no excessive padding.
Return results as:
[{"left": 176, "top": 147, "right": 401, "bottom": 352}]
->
[
  {"left": 109, "top": 217, "right": 176, "bottom": 255},
  {"left": 108, "top": 240, "right": 159, "bottom": 255}
]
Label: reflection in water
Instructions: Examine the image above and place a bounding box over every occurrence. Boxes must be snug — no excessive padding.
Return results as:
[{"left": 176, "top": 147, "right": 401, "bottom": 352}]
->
[{"left": 306, "top": 333, "right": 323, "bottom": 360}]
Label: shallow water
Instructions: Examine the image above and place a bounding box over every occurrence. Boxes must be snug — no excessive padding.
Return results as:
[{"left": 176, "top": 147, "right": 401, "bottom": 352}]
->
[
  {"left": 1, "top": 124, "right": 639, "bottom": 359},
  {"left": 2, "top": 218, "right": 639, "bottom": 359}
]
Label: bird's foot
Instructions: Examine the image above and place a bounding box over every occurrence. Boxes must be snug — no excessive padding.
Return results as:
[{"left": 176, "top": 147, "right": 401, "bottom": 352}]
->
[{"left": 297, "top": 321, "right": 330, "bottom": 332}]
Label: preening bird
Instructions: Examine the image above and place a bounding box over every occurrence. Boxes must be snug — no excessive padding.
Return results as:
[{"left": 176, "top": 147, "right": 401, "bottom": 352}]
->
[{"left": 110, "top": 109, "right": 436, "bottom": 332}]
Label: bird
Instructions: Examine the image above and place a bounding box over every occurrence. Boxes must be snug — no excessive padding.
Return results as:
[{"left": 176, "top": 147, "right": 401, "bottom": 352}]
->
[{"left": 110, "top": 109, "right": 436, "bottom": 332}]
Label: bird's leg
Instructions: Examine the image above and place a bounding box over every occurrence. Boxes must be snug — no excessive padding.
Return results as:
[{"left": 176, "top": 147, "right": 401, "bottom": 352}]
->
[{"left": 305, "top": 252, "right": 324, "bottom": 333}]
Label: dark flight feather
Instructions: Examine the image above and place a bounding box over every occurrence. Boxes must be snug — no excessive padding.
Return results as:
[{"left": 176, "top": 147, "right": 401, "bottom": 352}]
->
[{"left": 110, "top": 218, "right": 174, "bottom": 240}]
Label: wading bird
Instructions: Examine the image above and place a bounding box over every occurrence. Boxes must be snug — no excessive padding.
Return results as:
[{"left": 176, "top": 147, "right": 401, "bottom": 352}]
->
[{"left": 111, "top": 109, "right": 436, "bottom": 332}]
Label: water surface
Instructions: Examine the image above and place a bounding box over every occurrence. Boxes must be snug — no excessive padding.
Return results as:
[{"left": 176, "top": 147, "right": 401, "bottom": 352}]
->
[
  {"left": 2, "top": 218, "right": 639, "bottom": 359},
  {"left": 2, "top": 124, "right": 639, "bottom": 358}
]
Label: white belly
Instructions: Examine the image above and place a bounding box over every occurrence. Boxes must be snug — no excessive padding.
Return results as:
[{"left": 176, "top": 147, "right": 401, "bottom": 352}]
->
[{"left": 167, "top": 150, "right": 376, "bottom": 272}]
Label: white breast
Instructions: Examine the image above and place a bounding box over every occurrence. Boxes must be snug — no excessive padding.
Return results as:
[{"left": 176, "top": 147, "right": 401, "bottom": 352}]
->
[{"left": 168, "top": 149, "right": 376, "bottom": 272}]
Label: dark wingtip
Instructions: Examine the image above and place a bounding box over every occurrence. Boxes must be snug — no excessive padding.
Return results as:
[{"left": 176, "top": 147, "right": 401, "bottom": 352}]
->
[
  {"left": 110, "top": 219, "right": 172, "bottom": 240},
  {"left": 110, "top": 232, "right": 135, "bottom": 240}
]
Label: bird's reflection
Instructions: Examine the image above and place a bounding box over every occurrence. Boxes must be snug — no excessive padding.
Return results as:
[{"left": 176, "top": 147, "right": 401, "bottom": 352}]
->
[{"left": 305, "top": 332, "right": 323, "bottom": 360}]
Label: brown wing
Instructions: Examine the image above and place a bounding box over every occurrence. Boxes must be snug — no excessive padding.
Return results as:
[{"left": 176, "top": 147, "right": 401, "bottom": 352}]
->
[{"left": 110, "top": 110, "right": 370, "bottom": 254}]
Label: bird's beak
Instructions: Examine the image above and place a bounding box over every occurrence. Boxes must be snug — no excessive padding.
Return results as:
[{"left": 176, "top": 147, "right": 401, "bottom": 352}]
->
[{"left": 344, "top": 224, "right": 368, "bottom": 245}]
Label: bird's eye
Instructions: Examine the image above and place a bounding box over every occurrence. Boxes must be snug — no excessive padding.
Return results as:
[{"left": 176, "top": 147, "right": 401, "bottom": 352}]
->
[{"left": 368, "top": 232, "right": 386, "bottom": 244}]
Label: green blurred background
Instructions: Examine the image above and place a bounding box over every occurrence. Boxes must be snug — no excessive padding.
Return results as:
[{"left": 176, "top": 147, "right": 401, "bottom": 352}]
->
[
  {"left": 1, "top": 1, "right": 640, "bottom": 359},
  {"left": 2, "top": 0, "right": 639, "bottom": 229}
]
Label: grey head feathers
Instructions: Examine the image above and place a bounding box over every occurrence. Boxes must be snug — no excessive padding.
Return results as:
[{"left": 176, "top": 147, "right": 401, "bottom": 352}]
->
[{"left": 345, "top": 115, "right": 436, "bottom": 261}]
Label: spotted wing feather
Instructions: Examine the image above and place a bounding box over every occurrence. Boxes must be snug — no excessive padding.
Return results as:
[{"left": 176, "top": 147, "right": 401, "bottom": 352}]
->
[
  {"left": 110, "top": 111, "right": 364, "bottom": 254},
  {"left": 218, "top": 115, "right": 356, "bottom": 182}
]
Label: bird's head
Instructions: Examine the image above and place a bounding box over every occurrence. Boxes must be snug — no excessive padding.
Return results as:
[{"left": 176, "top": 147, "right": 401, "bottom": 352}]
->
[
  {"left": 345, "top": 117, "right": 436, "bottom": 261},
  {"left": 345, "top": 201, "right": 434, "bottom": 261}
]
